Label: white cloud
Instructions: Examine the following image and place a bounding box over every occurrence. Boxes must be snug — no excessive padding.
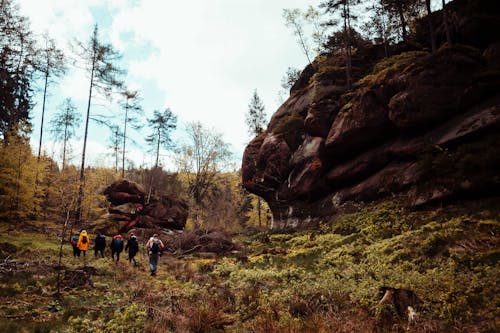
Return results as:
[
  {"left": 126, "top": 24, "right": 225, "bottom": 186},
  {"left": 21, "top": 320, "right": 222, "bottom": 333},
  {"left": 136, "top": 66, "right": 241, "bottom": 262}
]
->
[{"left": 21, "top": 0, "right": 322, "bottom": 168}]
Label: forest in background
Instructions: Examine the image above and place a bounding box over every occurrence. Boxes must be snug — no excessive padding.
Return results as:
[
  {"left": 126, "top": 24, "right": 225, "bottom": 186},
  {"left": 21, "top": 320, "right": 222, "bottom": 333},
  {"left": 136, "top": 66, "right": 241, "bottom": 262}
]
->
[{"left": 1, "top": 0, "right": 457, "bottom": 232}]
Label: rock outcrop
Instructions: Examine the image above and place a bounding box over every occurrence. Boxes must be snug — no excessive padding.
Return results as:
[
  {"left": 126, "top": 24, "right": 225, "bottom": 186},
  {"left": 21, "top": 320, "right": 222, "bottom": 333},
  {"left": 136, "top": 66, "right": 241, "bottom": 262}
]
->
[
  {"left": 242, "top": 2, "right": 500, "bottom": 229},
  {"left": 91, "top": 179, "right": 188, "bottom": 234}
]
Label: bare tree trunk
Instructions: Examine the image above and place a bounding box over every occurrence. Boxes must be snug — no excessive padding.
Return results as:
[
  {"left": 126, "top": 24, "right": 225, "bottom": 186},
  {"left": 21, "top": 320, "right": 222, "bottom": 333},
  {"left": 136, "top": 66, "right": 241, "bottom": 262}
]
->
[
  {"left": 343, "top": 1, "right": 353, "bottom": 90},
  {"left": 121, "top": 100, "right": 128, "bottom": 179},
  {"left": 76, "top": 56, "right": 95, "bottom": 225},
  {"left": 62, "top": 122, "right": 68, "bottom": 170},
  {"left": 426, "top": 0, "right": 436, "bottom": 52},
  {"left": 396, "top": 0, "right": 407, "bottom": 42},
  {"left": 442, "top": 0, "right": 452, "bottom": 45},
  {"left": 147, "top": 129, "right": 161, "bottom": 204},
  {"left": 37, "top": 71, "right": 49, "bottom": 161},
  {"left": 13, "top": 144, "right": 22, "bottom": 212},
  {"left": 295, "top": 23, "right": 312, "bottom": 64},
  {"left": 56, "top": 205, "right": 71, "bottom": 298},
  {"left": 381, "top": 3, "right": 389, "bottom": 58},
  {"left": 115, "top": 145, "right": 118, "bottom": 173}
]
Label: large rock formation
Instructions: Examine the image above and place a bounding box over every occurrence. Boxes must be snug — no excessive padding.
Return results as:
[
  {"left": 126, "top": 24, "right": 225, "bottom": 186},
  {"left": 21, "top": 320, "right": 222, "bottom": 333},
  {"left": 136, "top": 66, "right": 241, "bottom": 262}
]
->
[
  {"left": 91, "top": 179, "right": 188, "bottom": 234},
  {"left": 242, "top": 2, "right": 500, "bottom": 229}
]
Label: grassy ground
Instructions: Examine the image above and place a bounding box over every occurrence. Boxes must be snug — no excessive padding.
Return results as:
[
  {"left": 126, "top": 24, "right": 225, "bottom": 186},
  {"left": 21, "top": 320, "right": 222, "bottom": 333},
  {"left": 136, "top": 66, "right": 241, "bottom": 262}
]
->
[{"left": 0, "top": 198, "right": 499, "bottom": 332}]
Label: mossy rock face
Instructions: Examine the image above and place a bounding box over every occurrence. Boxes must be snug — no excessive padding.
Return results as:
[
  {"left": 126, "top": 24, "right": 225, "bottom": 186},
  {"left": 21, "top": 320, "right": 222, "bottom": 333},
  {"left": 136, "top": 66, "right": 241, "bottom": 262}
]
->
[
  {"left": 243, "top": 9, "right": 500, "bottom": 228},
  {"left": 272, "top": 113, "right": 305, "bottom": 151},
  {"left": 89, "top": 217, "right": 119, "bottom": 235},
  {"left": 371, "top": 51, "right": 428, "bottom": 77}
]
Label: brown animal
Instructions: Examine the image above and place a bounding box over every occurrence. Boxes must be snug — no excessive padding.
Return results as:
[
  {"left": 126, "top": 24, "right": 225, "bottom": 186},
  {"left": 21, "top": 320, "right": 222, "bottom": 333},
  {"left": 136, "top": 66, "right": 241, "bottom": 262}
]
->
[{"left": 378, "top": 287, "right": 420, "bottom": 323}]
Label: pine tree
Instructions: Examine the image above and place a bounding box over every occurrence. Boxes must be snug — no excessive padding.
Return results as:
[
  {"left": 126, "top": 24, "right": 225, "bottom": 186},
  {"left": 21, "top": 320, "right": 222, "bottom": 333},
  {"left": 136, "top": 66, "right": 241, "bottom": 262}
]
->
[
  {"left": 321, "top": 0, "right": 361, "bottom": 90},
  {"left": 0, "top": 0, "right": 40, "bottom": 142},
  {"left": 36, "top": 34, "right": 66, "bottom": 160},
  {"left": 119, "top": 89, "right": 142, "bottom": 178},
  {"left": 245, "top": 89, "right": 267, "bottom": 137},
  {"left": 108, "top": 124, "right": 123, "bottom": 174},
  {"left": 72, "top": 24, "right": 125, "bottom": 224},
  {"left": 50, "top": 98, "right": 80, "bottom": 170},
  {"left": 245, "top": 89, "right": 267, "bottom": 227},
  {"left": 146, "top": 108, "right": 177, "bottom": 202}
]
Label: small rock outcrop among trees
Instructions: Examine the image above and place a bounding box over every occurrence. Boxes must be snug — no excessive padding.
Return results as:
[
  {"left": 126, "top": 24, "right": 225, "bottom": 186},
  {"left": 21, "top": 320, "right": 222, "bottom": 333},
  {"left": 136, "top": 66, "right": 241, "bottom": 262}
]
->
[{"left": 91, "top": 179, "right": 188, "bottom": 234}]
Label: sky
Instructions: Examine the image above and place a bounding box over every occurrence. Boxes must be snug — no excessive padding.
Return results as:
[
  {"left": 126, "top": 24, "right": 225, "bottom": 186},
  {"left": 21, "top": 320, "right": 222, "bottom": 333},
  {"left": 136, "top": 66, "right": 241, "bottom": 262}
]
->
[{"left": 17, "top": 0, "right": 322, "bottom": 170}]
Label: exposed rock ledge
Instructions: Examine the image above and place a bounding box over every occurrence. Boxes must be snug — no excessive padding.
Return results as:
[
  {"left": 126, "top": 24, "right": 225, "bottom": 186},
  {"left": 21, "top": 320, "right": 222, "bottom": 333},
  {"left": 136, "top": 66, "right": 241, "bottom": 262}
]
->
[{"left": 242, "top": 43, "right": 500, "bottom": 229}]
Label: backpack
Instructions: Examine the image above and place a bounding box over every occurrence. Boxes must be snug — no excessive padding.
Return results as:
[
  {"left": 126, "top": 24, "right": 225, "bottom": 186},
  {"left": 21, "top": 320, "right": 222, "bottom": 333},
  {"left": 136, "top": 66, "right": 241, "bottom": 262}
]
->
[
  {"left": 150, "top": 240, "right": 160, "bottom": 254},
  {"left": 113, "top": 237, "right": 123, "bottom": 248},
  {"left": 81, "top": 235, "right": 88, "bottom": 244},
  {"left": 71, "top": 236, "right": 78, "bottom": 246}
]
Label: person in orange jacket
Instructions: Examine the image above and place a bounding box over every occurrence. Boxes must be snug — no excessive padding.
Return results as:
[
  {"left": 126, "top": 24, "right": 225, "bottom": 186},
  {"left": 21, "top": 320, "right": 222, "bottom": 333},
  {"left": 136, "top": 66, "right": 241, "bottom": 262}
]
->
[{"left": 77, "top": 230, "right": 90, "bottom": 257}]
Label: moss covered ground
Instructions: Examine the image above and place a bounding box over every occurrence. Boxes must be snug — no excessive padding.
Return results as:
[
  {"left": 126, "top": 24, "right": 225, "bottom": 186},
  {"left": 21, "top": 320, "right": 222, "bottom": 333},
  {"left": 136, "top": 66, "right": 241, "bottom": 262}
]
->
[{"left": 0, "top": 198, "right": 498, "bottom": 332}]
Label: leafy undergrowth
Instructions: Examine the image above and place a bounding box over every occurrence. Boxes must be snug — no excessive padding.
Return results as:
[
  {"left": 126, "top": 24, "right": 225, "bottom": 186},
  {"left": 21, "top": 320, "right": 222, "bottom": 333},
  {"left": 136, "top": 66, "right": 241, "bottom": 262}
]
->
[{"left": 1, "top": 198, "right": 499, "bottom": 332}]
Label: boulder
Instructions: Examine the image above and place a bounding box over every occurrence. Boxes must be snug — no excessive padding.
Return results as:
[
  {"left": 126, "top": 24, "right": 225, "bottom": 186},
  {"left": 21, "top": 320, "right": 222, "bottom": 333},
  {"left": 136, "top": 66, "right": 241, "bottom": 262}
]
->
[
  {"left": 93, "top": 179, "right": 188, "bottom": 233},
  {"left": 141, "top": 196, "right": 188, "bottom": 230},
  {"left": 103, "top": 179, "right": 145, "bottom": 205}
]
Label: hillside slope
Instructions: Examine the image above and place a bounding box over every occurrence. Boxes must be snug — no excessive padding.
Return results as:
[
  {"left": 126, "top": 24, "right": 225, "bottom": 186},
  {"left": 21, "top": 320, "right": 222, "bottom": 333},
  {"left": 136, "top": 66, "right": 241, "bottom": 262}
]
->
[{"left": 0, "top": 199, "right": 498, "bottom": 332}]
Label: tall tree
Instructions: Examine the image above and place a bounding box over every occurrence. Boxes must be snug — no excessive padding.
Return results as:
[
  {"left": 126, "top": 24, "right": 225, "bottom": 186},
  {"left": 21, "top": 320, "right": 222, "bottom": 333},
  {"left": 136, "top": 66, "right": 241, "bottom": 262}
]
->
[
  {"left": 108, "top": 124, "right": 122, "bottom": 173},
  {"left": 146, "top": 108, "right": 177, "bottom": 203},
  {"left": 176, "top": 122, "right": 232, "bottom": 228},
  {"left": 425, "top": 0, "right": 436, "bottom": 52},
  {"left": 304, "top": 5, "right": 329, "bottom": 53},
  {"left": 321, "top": 0, "right": 359, "bottom": 90},
  {"left": 0, "top": 0, "right": 40, "bottom": 143},
  {"left": 380, "top": 0, "right": 420, "bottom": 43},
  {"left": 441, "top": 0, "right": 452, "bottom": 45},
  {"left": 364, "top": 0, "right": 393, "bottom": 57},
  {"left": 50, "top": 98, "right": 80, "bottom": 170},
  {"left": 119, "top": 89, "right": 142, "bottom": 178},
  {"left": 245, "top": 89, "right": 267, "bottom": 137},
  {"left": 283, "top": 8, "right": 313, "bottom": 64},
  {"left": 72, "top": 24, "right": 125, "bottom": 224},
  {"left": 245, "top": 89, "right": 267, "bottom": 227},
  {"left": 36, "top": 34, "right": 66, "bottom": 160}
]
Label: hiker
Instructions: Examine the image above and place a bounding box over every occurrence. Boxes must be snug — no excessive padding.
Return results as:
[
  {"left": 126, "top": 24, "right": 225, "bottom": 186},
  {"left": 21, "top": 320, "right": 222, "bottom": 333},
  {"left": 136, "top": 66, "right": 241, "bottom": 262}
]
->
[
  {"left": 71, "top": 234, "right": 81, "bottom": 257},
  {"left": 125, "top": 233, "right": 139, "bottom": 266},
  {"left": 77, "top": 230, "right": 90, "bottom": 257},
  {"left": 110, "top": 234, "right": 124, "bottom": 262},
  {"left": 146, "top": 234, "right": 165, "bottom": 276},
  {"left": 94, "top": 232, "right": 106, "bottom": 258}
]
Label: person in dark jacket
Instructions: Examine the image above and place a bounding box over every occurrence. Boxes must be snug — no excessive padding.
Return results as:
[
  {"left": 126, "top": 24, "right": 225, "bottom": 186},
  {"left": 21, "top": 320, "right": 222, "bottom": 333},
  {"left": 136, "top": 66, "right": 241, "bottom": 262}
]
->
[
  {"left": 110, "top": 234, "right": 124, "bottom": 262},
  {"left": 146, "top": 234, "right": 165, "bottom": 276},
  {"left": 125, "top": 233, "right": 139, "bottom": 266},
  {"left": 94, "top": 232, "right": 106, "bottom": 258}
]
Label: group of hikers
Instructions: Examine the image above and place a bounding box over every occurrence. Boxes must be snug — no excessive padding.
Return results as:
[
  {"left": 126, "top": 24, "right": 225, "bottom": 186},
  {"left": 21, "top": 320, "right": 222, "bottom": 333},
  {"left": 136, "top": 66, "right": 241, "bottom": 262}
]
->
[{"left": 71, "top": 230, "right": 165, "bottom": 276}]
